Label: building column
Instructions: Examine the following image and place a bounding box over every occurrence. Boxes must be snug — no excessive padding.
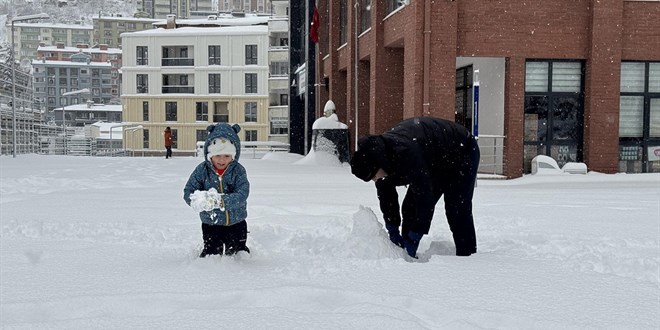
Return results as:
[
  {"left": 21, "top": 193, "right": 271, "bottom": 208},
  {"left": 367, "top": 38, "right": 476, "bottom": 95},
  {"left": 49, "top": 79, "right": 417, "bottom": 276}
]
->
[
  {"left": 583, "top": 0, "right": 623, "bottom": 174},
  {"left": 503, "top": 57, "right": 525, "bottom": 179}
]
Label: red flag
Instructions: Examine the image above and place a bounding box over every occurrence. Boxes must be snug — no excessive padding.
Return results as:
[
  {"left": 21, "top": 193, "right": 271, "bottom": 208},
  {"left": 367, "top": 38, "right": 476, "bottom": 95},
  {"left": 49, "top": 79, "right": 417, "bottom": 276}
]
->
[{"left": 310, "top": 6, "right": 319, "bottom": 44}]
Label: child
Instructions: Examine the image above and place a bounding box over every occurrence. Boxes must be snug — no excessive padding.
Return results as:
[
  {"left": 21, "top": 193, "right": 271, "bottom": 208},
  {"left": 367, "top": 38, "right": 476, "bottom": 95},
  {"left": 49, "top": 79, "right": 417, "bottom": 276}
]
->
[{"left": 183, "top": 123, "right": 250, "bottom": 257}]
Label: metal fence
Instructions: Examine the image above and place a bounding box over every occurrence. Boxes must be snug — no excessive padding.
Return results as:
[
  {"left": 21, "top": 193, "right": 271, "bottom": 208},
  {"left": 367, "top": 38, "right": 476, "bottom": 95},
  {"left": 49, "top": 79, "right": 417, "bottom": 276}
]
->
[{"left": 476, "top": 134, "right": 505, "bottom": 176}]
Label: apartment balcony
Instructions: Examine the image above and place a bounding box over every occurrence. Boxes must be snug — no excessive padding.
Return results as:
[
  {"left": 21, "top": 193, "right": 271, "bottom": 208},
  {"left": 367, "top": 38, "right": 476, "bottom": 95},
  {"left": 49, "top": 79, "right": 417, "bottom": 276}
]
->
[
  {"left": 162, "top": 85, "right": 194, "bottom": 94},
  {"left": 161, "top": 58, "right": 194, "bottom": 66}
]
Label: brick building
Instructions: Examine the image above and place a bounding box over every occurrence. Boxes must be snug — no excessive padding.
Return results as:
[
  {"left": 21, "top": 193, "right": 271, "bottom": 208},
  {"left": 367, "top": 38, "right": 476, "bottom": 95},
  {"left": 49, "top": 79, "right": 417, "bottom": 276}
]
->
[{"left": 316, "top": 0, "right": 660, "bottom": 177}]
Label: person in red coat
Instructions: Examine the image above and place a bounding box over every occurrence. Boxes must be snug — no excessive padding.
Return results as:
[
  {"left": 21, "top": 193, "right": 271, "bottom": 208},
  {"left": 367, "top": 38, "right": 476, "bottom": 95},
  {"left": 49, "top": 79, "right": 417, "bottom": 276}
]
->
[
  {"left": 164, "top": 127, "right": 173, "bottom": 158},
  {"left": 350, "top": 117, "right": 480, "bottom": 259}
]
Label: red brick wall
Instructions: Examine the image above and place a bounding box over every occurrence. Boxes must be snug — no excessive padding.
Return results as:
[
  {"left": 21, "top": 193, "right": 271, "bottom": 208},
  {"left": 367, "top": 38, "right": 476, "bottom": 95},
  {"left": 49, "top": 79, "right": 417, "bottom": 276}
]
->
[
  {"left": 457, "top": 0, "right": 591, "bottom": 59},
  {"left": 622, "top": 2, "right": 660, "bottom": 59},
  {"left": 503, "top": 57, "right": 526, "bottom": 179},
  {"left": 584, "top": 0, "right": 624, "bottom": 174},
  {"left": 318, "top": 0, "right": 660, "bottom": 176}
]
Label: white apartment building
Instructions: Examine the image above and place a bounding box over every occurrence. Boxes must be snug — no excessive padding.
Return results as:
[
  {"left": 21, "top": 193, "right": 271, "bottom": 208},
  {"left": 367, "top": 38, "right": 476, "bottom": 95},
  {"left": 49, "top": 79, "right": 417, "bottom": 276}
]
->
[
  {"left": 8, "top": 22, "right": 93, "bottom": 62},
  {"left": 121, "top": 20, "right": 270, "bottom": 154},
  {"left": 267, "top": 0, "right": 289, "bottom": 143}
]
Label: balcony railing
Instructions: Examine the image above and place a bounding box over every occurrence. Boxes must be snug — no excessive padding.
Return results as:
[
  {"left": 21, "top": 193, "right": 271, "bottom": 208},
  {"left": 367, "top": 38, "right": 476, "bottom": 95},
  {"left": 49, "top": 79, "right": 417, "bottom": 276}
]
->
[
  {"left": 161, "top": 58, "right": 194, "bottom": 66},
  {"left": 162, "top": 86, "right": 194, "bottom": 94}
]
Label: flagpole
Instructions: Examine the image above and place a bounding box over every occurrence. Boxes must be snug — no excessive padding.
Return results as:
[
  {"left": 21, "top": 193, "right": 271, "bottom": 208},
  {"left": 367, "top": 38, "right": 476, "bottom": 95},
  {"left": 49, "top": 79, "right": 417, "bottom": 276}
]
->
[{"left": 304, "top": 0, "right": 310, "bottom": 154}]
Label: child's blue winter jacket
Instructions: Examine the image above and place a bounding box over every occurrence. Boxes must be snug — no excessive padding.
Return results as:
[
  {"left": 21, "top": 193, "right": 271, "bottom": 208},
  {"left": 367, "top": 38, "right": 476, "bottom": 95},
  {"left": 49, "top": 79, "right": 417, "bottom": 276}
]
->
[{"left": 183, "top": 123, "right": 249, "bottom": 226}]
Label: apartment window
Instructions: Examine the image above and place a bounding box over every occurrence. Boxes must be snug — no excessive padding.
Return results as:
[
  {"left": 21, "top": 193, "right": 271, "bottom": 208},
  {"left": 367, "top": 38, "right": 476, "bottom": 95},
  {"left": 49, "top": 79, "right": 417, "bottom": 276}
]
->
[
  {"left": 208, "top": 45, "right": 221, "bottom": 65},
  {"left": 142, "top": 101, "right": 149, "bottom": 121},
  {"left": 137, "top": 74, "right": 148, "bottom": 93},
  {"left": 170, "top": 129, "right": 178, "bottom": 148},
  {"left": 524, "top": 60, "right": 584, "bottom": 172},
  {"left": 143, "top": 129, "right": 149, "bottom": 148},
  {"left": 386, "top": 0, "right": 406, "bottom": 14},
  {"left": 213, "top": 102, "right": 229, "bottom": 123},
  {"left": 360, "top": 0, "right": 372, "bottom": 33},
  {"left": 245, "top": 102, "right": 257, "bottom": 122},
  {"left": 59, "top": 68, "right": 67, "bottom": 75},
  {"left": 196, "top": 102, "right": 208, "bottom": 121},
  {"left": 196, "top": 129, "right": 207, "bottom": 143},
  {"left": 245, "top": 130, "right": 258, "bottom": 142},
  {"left": 270, "top": 117, "right": 288, "bottom": 135},
  {"left": 162, "top": 74, "right": 193, "bottom": 94},
  {"left": 339, "top": 0, "right": 347, "bottom": 45},
  {"left": 165, "top": 102, "right": 177, "bottom": 121},
  {"left": 619, "top": 61, "right": 660, "bottom": 173},
  {"left": 270, "top": 61, "right": 288, "bottom": 76},
  {"left": 209, "top": 74, "right": 221, "bottom": 94},
  {"left": 245, "top": 73, "right": 257, "bottom": 94},
  {"left": 136, "top": 46, "right": 148, "bottom": 65},
  {"left": 280, "top": 94, "right": 288, "bottom": 106},
  {"left": 245, "top": 45, "right": 257, "bottom": 65}
]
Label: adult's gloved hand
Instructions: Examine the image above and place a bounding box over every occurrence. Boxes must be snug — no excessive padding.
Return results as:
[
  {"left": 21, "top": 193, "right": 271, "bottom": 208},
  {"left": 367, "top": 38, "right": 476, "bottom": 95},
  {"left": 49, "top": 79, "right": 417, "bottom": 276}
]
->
[
  {"left": 385, "top": 223, "right": 405, "bottom": 248},
  {"left": 403, "top": 231, "right": 423, "bottom": 259}
]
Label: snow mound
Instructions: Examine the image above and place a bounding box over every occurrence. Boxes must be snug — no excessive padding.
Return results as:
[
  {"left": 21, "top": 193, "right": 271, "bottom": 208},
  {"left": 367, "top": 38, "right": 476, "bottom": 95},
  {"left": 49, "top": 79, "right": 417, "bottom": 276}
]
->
[{"left": 294, "top": 148, "right": 343, "bottom": 167}]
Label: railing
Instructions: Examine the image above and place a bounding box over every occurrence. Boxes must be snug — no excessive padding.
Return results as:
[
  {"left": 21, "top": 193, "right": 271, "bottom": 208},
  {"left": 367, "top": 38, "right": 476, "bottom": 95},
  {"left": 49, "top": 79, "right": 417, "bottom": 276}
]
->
[
  {"left": 240, "top": 141, "right": 290, "bottom": 159},
  {"left": 476, "top": 134, "right": 505, "bottom": 175},
  {"left": 162, "top": 86, "right": 194, "bottom": 94},
  {"left": 161, "top": 58, "right": 194, "bottom": 66}
]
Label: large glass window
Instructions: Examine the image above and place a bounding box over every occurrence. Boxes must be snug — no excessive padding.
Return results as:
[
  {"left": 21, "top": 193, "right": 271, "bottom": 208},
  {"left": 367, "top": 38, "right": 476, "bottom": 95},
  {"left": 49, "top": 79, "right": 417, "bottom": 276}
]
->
[
  {"left": 245, "top": 45, "right": 257, "bottom": 65},
  {"left": 143, "top": 129, "right": 149, "bottom": 148},
  {"left": 136, "top": 46, "right": 148, "bottom": 65},
  {"left": 245, "top": 73, "right": 257, "bottom": 93},
  {"left": 245, "top": 130, "right": 258, "bottom": 142},
  {"left": 245, "top": 102, "right": 257, "bottom": 122},
  {"left": 360, "top": 0, "right": 372, "bottom": 33},
  {"left": 196, "top": 129, "right": 207, "bottom": 143},
  {"left": 165, "top": 102, "right": 177, "bottom": 121},
  {"left": 209, "top": 74, "right": 221, "bottom": 94},
  {"left": 142, "top": 101, "right": 149, "bottom": 121},
  {"left": 213, "top": 102, "right": 229, "bottom": 123},
  {"left": 208, "top": 45, "right": 221, "bottom": 65},
  {"left": 196, "top": 102, "right": 208, "bottom": 121},
  {"left": 619, "top": 61, "right": 660, "bottom": 173},
  {"left": 137, "top": 74, "right": 148, "bottom": 93},
  {"left": 339, "top": 0, "right": 347, "bottom": 45},
  {"left": 524, "top": 60, "right": 584, "bottom": 172}
]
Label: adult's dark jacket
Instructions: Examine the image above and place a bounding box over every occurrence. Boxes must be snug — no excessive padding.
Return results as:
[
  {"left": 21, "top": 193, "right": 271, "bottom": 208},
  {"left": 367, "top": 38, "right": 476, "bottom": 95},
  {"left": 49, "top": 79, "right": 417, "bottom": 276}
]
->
[{"left": 361, "top": 117, "right": 476, "bottom": 235}]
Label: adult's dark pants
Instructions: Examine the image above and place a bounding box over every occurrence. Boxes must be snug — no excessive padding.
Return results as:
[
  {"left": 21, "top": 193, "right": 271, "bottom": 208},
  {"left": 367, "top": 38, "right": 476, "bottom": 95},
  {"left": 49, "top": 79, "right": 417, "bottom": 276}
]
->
[
  {"left": 399, "top": 137, "right": 480, "bottom": 256},
  {"left": 442, "top": 136, "right": 480, "bottom": 256},
  {"left": 165, "top": 146, "right": 172, "bottom": 158},
  {"left": 200, "top": 221, "right": 249, "bottom": 257}
]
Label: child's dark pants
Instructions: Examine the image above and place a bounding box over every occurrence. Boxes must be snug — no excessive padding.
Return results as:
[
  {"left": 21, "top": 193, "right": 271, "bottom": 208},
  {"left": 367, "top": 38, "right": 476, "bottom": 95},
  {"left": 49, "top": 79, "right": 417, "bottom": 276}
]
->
[{"left": 200, "top": 221, "right": 249, "bottom": 257}]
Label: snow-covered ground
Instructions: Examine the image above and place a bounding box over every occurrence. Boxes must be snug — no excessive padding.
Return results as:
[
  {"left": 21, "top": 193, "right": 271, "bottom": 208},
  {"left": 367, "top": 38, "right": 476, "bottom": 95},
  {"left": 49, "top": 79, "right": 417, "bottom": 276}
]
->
[{"left": 1, "top": 153, "right": 659, "bottom": 329}]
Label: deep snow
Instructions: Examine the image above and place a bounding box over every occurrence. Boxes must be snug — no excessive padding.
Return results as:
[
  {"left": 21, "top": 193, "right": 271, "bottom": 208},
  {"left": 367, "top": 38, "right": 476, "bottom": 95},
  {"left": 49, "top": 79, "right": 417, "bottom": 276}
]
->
[{"left": 1, "top": 153, "right": 659, "bottom": 329}]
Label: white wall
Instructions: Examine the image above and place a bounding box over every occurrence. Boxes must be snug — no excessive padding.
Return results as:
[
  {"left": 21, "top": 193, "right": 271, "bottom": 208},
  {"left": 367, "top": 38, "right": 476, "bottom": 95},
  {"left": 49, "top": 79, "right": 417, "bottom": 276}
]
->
[{"left": 456, "top": 57, "right": 505, "bottom": 137}]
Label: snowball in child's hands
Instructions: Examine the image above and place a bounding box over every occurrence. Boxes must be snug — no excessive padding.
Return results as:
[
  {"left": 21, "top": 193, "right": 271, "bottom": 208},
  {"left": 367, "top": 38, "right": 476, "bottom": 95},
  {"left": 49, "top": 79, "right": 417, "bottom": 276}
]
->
[{"left": 190, "top": 189, "right": 224, "bottom": 212}]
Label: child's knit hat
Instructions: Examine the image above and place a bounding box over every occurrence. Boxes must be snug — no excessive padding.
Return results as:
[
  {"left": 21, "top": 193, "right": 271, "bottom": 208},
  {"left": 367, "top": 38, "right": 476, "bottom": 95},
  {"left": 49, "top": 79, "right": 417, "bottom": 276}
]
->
[{"left": 206, "top": 138, "right": 236, "bottom": 160}]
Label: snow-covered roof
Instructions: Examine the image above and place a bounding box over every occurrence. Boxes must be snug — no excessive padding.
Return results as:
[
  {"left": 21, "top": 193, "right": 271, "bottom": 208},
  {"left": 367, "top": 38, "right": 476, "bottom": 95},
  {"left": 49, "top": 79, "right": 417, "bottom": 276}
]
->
[
  {"left": 123, "top": 26, "right": 268, "bottom": 37},
  {"left": 38, "top": 45, "right": 122, "bottom": 55},
  {"left": 54, "top": 104, "right": 122, "bottom": 112},
  {"left": 31, "top": 59, "right": 112, "bottom": 67},
  {"left": 11, "top": 22, "right": 92, "bottom": 30},
  {"left": 90, "top": 121, "right": 124, "bottom": 139},
  {"left": 152, "top": 15, "right": 269, "bottom": 28},
  {"left": 94, "top": 16, "right": 161, "bottom": 22}
]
